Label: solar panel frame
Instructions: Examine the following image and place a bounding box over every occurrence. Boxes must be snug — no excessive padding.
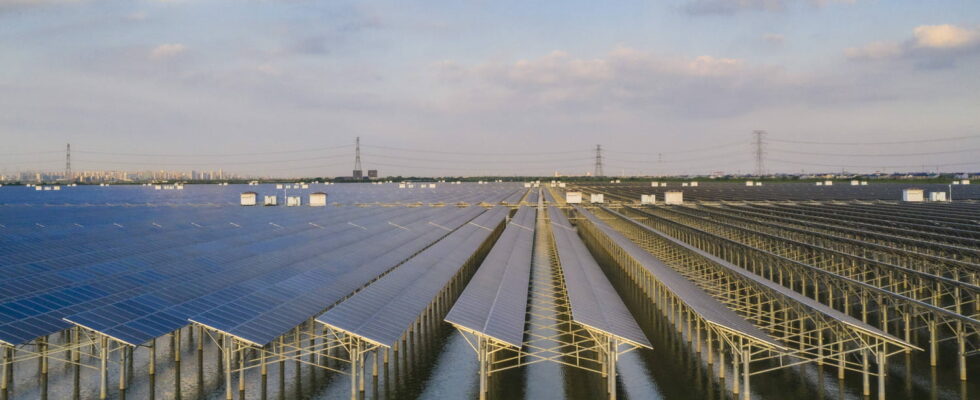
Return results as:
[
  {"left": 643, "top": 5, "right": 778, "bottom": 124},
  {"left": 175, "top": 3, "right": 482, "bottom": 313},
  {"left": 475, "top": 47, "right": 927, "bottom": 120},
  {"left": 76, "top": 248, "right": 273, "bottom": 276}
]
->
[
  {"left": 573, "top": 205, "right": 784, "bottom": 348},
  {"left": 190, "top": 206, "right": 490, "bottom": 346},
  {"left": 317, "top": 206, "right": 510, "bottom": 348},
  {"left": 548, "top": 206, "right": 651, "bottom": 348},
  {"left": 442, "top": 206, "right": 535, "bottom": 348}
]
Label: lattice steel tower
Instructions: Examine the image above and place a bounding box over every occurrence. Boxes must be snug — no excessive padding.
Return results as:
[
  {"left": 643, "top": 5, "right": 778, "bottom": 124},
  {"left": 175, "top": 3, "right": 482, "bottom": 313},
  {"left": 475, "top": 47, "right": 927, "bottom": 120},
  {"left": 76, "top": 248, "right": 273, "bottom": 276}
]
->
[
  {"left": 593, "top": 144, "right": 604, "bottom": 177},
  {"left": 352, "top": 137, "right": 363, "bottom": 178},
  {"left": 753, "top": 130, "right": 766, "bottom": 176},
  {"left": 65, "top": 143, "right": 72, "bottom": 182}
]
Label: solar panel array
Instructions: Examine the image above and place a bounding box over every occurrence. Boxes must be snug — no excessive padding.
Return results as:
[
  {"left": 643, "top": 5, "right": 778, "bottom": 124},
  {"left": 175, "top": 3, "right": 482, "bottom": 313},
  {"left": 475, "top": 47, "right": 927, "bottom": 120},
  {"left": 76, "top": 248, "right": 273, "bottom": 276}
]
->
[
  {"left": 573, "top": 182, "right": 980, "bottom": 202},
  {"left": 0, "top": 185, "right": 522, "bottom": 347},
  {"left": 502, "top": 189, "right": 529, "bottom": 204},
  {"left": 188, "top": 206, "right": 488, "bottom": 346},
  {"left": 63, "top": 207, "right": 444, "bottom": 345},
  {"left": 616, "top": 206, "right": 916, "bottom": 345},
  {"left": 0, "top": 182, "right": 526, "bottom": 206},
  {"left": 573, "top": 205, "right": 782, "bottom": 348},
  {"left": 541, "top": 187, "right": 557, "bottom": 203},
  {"left": 524, "top": 189, "right": 540, "bottom": 204},
  {"left": 0, "top": 206, "right": 408, "bottom": 345},
  {"left": 548, "top": 206, "right": 651, "bottom": 348},
  {"left": 316, "top": 206, "right": 508, "bottom": 347},
  {"left": 444, "top": 206, "right": 536, "bottom": 348}
]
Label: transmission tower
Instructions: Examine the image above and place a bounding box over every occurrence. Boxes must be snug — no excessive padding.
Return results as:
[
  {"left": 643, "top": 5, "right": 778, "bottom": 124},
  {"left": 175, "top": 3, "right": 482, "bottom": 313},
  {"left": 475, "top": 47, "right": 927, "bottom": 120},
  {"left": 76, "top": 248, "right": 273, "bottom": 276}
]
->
[
  {"left": 593, "top": 144, "right": 604, "bottom": 177},
  {"left": 65, "top": 143, "right": 72, "bottom": 182},
  {"left": 753, "top": 130, "right": 766, "bottom": 176},
  {"left": 352, "top": 137, "right": 363, "bottom": 178}
]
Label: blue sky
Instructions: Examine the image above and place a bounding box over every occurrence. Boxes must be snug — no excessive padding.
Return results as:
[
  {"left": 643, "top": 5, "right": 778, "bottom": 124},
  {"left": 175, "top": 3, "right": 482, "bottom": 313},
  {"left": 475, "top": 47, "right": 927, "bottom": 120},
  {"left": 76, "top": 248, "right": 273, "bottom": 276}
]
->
[{"left": 1, "top": 0, "right": 979, "bottom": 176}]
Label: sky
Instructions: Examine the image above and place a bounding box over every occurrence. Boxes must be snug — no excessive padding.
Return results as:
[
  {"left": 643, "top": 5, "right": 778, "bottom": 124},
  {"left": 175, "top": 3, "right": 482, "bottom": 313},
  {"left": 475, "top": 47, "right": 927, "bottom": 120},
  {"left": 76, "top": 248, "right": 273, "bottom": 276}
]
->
[{"left": 1, "top": 0, "right": 979, "bottom": 177}]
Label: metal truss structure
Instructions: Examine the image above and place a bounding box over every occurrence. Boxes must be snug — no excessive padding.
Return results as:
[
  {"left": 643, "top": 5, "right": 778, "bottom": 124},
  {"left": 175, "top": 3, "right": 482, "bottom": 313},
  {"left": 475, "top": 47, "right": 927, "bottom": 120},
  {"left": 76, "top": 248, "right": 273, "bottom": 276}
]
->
[
  {"left": 619, "top": 204, "right": 980, "bottom": 381},
  {"left": 449, "top": 203, "right": 643, "bottom": 400},
  {"left": 576, "top": 206, "right": 918, "bottom": 400}
]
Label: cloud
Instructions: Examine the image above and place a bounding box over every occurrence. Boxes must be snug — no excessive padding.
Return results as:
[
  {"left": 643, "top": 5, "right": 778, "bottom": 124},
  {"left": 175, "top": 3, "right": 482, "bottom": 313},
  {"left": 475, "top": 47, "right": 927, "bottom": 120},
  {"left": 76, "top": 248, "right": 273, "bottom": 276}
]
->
[
  {"left": 432, "top": 47, "right": 839, "bottom": 118},
  {"left": 256, "top": 64, "right": 281, "bottom": 76},
  {"left": 683, "top": 0, "right": 784, "bottom": 16},
  {"left": 913, "top": 24, "right": 980, "bottom": 49},
  {"left": 762, "top": 33, "right": 785, "bottom": 45},
  {"left": 125, "top": 11, "right": 147, "bottom": 21},
  {"left": 681, "top": 0, "right": 855, "bottom": 16},
  {"left": 846, "top": 24, "right": 980, "bottom": 65},
  {"left": 149, "top": 43, "right": 186, "bottom": 60},
  {"left": 844, "top": 41, "right": 902, "bottom": 60}
]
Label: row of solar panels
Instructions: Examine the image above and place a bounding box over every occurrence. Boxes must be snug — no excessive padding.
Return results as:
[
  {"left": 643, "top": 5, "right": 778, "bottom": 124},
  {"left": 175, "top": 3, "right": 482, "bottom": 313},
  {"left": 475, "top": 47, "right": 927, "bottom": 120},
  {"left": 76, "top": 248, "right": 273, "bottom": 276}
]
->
[
  {"left": 577, "top": 182, "right": 980, "bottom": 201},
  {"left": 713, "top": 203, "right": 980, "bottom": 250},
  {"left": 445, "top": 206, "right": 651, "bottom": 350},
  {"left": 729, "top": 203, "right": 980, "bottom": 243},
  {"left": 586, "top": 206, "right": 910, "bottom": 348},
  {"left": 0, "top": 206, "right": 485, "bottom": 346},
  {"left": 0, "top": 182, "right": 528, "bottom": 206},
  {"left": 317, "top": 207, "right": 510, "bottom": 347}
]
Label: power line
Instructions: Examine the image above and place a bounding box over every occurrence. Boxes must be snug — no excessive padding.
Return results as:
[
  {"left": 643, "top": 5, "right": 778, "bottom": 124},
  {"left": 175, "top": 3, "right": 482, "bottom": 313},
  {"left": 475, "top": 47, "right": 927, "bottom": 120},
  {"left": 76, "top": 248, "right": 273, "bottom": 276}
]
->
[
  {"left": 72, "top": 154, "right": 350, "bottom": 166},
  {"left": 767, "top": 158, "right": 980, "bottom": 169},
  {"left": 768, "top": 134, "right": 980, "bottom": 145},
  {"left": 359, "top": 153, "right": 592, "bottom": 164},
  {"left": 72, "top": 144, "right": 353, "bottom": 157},
  {"left": 361, "top": 144, "right": 592, "bottom": 156},
  {"left": 605, "top": 151, "right": 747, "bottom": 164},
  {"left": 768, "top": 147, "right": 980, "bottom": 157},
  {"left": 0, "top": 150, "right": 62, "bottom": 156},
  {"left": 605, "top": 140, "right": 749, "bottom": 156}
]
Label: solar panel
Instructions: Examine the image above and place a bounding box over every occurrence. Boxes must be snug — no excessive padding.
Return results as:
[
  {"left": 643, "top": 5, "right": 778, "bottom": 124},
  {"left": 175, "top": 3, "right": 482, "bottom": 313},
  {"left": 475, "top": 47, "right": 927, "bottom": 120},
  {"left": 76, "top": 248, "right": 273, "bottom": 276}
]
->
[
  {"left": 0, "top": 206, "right": 394, "bottom": 345},
  {"left": 63, "top": 207, "right": 433, "bottom": 345},
  {"left": 573, "top": 205, "right": 783, "bottom": 348},
  {"left": 444, "top": 206, "right": 535, "bottom": 348},
  {"left": 189, "top": 206, "right": 489, "bottom": 346},
  {"left": 611, "top": 206, "right": 911, "bottom": 345},
  {"left": 317, "top": 206, "right": 509, "bottom": 347},
  {"left": 548, "top": 206, "right": 651, "bottom": 348},
  {"left": 524, "top": 189, "right": 540, "bottom": 204},
  {"left": 0, "top": 182, "right": 531, "bottom": 206}
]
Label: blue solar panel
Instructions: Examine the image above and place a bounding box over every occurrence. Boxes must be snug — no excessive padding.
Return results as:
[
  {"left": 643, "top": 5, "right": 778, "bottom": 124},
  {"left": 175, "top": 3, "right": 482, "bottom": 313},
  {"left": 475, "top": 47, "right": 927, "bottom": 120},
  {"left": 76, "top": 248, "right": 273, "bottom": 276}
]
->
[
  {"left": 1, "top": 206, "right": 380, "bottom": 345},
  {"left": 63, "top": 207, "right": 431, "bottom": 345},
  {"left": 444, "top": 206, "right": 535, "bottom": 348},
  {"left": 317, "top": 206, "right": 509, "bottom": 347},
  {"left": 189, "top": 206, "right": 488, "bottom": 346},
  {"left": 573, "top": 205, "right": 782, "bottom": 348},
  {"left": 548, "top": 206, "right": 650, "bottom": 348}
]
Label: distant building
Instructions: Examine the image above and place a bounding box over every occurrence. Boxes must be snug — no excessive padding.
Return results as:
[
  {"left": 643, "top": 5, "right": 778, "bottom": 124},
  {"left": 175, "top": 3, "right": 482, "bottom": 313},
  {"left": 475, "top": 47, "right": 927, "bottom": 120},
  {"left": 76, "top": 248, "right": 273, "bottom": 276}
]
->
[
  {"left": 352, "top": 170, "right": 363, "bottom": 179},
  {"left": 368, "top": 170, "right": 378, "bottom": 178}
]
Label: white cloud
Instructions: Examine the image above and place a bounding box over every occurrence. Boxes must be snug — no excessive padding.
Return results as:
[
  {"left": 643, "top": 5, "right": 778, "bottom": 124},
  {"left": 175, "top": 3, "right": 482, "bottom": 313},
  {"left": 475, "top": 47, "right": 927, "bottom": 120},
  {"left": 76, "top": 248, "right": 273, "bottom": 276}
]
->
[
  {"left": 125, "top": 11, "right": 147, "bottom": 21},
  {"left": 844, "top": 41, "right": 902, "bottom": 60},
  {"left": 256, "top": 64, "right": 281, "bottom": 76},
  {"left": 432, "top": 47, "right": 809, "bottom": 117},
  {"left": 682, "top": 0, "right": 856, "bottom": 16},
  {"left": 846, "top": 24, "right": 980, "bottom": 63},
  {"left": 149, "top": 43, "right": 186, "bottom": 60},
  {"left": 913, "top": 24, "right": 980, "bottom": 49},
  {"left": 763, "top": 33, "right": 785, "bottom": 45}
]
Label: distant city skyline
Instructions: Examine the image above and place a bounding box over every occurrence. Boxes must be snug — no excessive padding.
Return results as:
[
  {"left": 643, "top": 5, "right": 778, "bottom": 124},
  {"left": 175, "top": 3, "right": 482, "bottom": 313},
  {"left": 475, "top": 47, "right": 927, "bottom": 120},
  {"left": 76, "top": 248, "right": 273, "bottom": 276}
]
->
[{"left": 2, "top": 1, "right": 979, "bottom": 176}]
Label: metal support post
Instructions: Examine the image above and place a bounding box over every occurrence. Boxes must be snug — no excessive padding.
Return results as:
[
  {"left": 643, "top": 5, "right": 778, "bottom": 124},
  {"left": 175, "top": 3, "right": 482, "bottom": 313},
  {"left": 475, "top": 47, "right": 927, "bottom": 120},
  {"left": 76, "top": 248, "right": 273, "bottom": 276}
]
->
[
  {"left": 100, "top": 337, "right": 108, "bottom": 400},
  {"left": 224, "top": 336, "right": 233, "bottom": 400}
]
